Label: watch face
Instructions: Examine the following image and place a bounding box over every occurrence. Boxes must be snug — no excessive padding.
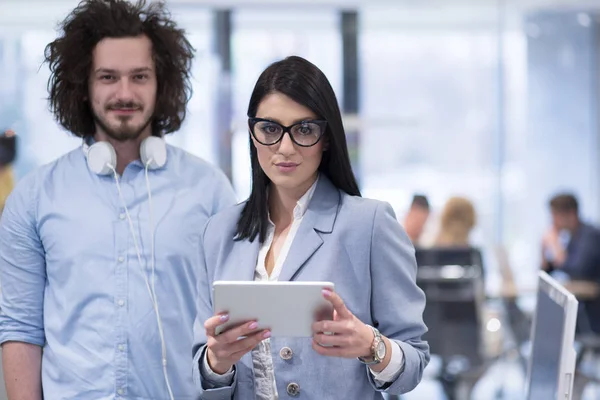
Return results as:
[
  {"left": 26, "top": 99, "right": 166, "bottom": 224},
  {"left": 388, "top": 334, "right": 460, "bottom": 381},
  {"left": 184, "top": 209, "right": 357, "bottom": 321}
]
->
[{"left": 376, "top": 340, "right": 386, "bottom": 359}]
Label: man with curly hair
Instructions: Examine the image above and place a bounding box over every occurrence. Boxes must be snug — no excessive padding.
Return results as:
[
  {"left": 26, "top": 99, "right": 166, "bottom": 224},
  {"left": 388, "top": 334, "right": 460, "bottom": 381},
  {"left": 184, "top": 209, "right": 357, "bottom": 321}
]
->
[{"left": 0, "top": 1, "right": 236, "bottom": 399}]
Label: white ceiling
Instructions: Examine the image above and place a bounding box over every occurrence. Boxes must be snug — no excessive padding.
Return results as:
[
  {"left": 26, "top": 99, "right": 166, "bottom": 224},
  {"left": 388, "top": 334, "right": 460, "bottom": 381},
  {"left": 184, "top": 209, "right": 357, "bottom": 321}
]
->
[
  {"left": 1, "top": 0, "right": 599, "bottom": 31},
  {"left": 4, "top": 0, "right": 600, "bottom": 7}
]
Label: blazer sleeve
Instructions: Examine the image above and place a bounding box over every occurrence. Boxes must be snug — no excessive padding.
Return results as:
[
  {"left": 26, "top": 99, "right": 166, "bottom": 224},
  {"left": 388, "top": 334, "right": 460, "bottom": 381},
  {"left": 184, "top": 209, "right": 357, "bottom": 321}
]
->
[
  {"left": 365, "top": 201, "right": 430, "bottom": 395},
  {"left": 192, "top": 218, "right": 238, "bottom": 399}
]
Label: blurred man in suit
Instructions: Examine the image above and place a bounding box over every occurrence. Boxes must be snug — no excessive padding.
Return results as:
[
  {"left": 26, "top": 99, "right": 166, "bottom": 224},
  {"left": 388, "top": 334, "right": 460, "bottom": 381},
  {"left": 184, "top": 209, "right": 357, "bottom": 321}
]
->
[{"left": 542, "top": 193, "right": 600, "bottom": 332}]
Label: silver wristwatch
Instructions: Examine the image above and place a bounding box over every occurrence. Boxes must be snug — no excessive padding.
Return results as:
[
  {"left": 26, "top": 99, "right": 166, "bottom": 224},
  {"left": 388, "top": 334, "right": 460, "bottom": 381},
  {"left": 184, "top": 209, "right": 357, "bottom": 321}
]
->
[{"left": 358, "top": 325, "right": 386, "bottom": 365}]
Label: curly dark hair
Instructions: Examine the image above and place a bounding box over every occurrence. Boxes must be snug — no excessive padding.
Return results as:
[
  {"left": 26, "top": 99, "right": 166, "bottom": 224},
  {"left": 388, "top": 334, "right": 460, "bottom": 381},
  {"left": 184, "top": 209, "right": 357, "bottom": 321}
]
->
[{"left": 44, "top": 0, "right": 195, "bottom": 138}]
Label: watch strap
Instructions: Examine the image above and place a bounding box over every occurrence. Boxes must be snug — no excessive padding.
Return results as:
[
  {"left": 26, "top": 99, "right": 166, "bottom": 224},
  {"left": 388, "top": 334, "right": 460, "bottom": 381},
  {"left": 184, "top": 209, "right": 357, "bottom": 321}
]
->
[{"left": 357, "top": 325, "right": 382, "bottom": 365}]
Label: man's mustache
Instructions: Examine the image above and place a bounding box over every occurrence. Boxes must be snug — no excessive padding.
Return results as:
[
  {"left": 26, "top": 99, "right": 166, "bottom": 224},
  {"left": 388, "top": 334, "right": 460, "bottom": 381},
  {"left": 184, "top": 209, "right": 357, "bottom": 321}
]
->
[{"left": 107, "top": 102, "right": 142, "bottom": 110}]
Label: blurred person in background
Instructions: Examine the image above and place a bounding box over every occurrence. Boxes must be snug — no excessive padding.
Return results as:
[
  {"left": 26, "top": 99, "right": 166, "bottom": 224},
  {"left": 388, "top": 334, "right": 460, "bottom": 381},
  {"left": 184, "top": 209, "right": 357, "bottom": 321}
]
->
[
  {"left": 434, "top": 196, "right": 476, "bottom": 247},
  {"left": 0, "top": 1, "right": 235, "bottom": 399},
  {"left": 541, "top": 193, "right": 600, "bottom": 277},
  {"left": 0, "top": 129, "right": 16, "bottom": 215},
  {"left": 403, "top": 194, "right": 430, "bottom": 246},
  {"left": 541, "top": 193, "right": 600, "bottom": 332}
]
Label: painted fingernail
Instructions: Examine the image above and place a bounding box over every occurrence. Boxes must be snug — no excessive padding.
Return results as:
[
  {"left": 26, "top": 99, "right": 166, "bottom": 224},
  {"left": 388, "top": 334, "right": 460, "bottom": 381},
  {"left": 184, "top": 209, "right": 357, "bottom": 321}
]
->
[
  {"left": 249, "top": 322, "right": 258, "bottom": 330},
  {"left": 220, "top": 314, "right": 229, "bottom": 321},
  {"left": 263, "top": 330, "right": 271, "bottom": 339},
  {"left": 322, "top": 289, "right": 331, "bottom": 297}
]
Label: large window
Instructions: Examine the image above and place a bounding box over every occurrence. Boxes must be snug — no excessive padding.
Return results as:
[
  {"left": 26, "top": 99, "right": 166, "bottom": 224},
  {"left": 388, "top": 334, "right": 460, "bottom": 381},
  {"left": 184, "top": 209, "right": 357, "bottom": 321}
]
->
[
  {"left": 2, "top": 0, "right": 599, "bottom": 292},
  {"left": 360, "top": 6, "right": 504, "bottom": 289},
  {"left": 361, "top": 3, "right": 600, "bottom": 291},
  {"left": 0, "top": 1, "right": 93, "bottom": 176},
  {"left": 165, "top": 9, "right": 217, "bottom": 165},
  {"left": 230, "top": 8, "right": 342, "bottom": 200},
  {"left": 0, "top": 5, "right": 216, "bottom": 176},
  {"left": 501, "top": 5, "right": 600, "bottom": 288}
]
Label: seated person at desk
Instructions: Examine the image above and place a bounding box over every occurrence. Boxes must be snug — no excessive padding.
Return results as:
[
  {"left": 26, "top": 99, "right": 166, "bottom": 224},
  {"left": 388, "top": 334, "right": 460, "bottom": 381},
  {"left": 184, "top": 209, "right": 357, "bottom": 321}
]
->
[
  {"left": 403, "top": 194, "right": 430, "bottom": 246},
  {"left": 541, "top": 193, "right": 600, "bottom": 332},
  {"left": 192, "top": 56, "right": 429, "bottom": 399},
  {"left": 434, "top": 196, "right": 476, "bottom": 247}
]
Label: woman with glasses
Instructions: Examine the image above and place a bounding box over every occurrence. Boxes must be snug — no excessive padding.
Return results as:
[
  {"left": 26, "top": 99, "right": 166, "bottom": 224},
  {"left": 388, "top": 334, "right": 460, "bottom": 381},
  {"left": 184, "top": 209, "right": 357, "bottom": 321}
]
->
[{"left": 192, "top": 56, "right": 429, "bottom": 399}]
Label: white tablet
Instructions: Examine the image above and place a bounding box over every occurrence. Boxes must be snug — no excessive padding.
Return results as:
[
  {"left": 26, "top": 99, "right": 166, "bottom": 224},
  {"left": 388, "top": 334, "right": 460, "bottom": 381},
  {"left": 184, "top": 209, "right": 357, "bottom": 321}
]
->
[{"left": 213, "top": 281, "right": 335, "bottom": 337}]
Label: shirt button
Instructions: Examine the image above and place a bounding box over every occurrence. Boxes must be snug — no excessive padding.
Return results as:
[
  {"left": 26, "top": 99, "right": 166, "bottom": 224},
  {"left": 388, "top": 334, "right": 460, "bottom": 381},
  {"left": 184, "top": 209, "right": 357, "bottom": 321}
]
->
[
  {"left": 118, "top": 255, "right": 125, "bottom": 263},
  {"left": 280, "top": 347, "right": 293, "bottom": 360},
  {"left": 117, "top": 299, "right": 125, "bottom": 307},
  {"left": 119, "top": 213, "right": 126, "bottom": 220},
  {"left": 118, "top": 344, "right": 125, "bottom": 351},
  {"left": 117, "top": 388, "right": 124, "bottom": 395},
  {"left": 287, "top": 382, "right": 300, "bottom": 396}
]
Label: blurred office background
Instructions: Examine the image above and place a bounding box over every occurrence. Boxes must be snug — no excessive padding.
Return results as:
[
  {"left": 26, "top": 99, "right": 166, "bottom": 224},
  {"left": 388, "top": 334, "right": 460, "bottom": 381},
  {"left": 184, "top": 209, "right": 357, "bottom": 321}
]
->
[{"left": 1, "top": 0, "right": 600, "bottom": 398}]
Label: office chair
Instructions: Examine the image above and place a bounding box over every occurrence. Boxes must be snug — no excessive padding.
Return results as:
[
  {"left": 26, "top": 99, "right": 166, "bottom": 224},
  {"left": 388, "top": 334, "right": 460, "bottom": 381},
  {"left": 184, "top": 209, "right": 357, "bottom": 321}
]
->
[{"left": 415, "top": 246, "right": 488, "bottom": 400}]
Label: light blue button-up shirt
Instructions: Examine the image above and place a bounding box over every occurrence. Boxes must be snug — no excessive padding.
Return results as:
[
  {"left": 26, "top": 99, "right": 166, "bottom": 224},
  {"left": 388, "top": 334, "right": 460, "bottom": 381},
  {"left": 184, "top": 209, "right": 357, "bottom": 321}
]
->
[{"left": 0, "top": 143, "right": 236, "bottom": 399}]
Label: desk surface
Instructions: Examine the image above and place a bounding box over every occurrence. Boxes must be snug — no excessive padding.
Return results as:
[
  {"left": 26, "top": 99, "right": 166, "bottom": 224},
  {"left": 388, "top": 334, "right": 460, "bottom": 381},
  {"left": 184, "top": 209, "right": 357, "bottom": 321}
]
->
[{"left": 499, "top": 280, "right": 600, "bottom": 300}]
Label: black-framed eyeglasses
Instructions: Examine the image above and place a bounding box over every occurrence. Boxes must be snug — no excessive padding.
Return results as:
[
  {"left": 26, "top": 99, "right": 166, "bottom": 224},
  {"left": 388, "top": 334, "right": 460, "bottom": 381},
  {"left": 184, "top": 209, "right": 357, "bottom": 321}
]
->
[{"left": 248, "top": 117, "right": 327, "bottom": 147}]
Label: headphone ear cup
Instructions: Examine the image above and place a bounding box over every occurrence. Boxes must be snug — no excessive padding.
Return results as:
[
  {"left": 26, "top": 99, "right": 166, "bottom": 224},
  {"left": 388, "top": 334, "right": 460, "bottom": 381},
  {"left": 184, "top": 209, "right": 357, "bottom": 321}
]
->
[
  {"left": 140, "top": 136, "right": 167, "bottom": 170},
  {"left": 86, "top": 141, "right": 116, "bottom": 175}
]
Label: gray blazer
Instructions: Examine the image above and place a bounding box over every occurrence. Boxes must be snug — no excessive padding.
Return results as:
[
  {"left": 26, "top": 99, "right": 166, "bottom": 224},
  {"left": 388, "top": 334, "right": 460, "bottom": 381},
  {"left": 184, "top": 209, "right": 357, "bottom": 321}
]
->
[{"left": 192, "top": 176, "right": 429, "bottom": 399}]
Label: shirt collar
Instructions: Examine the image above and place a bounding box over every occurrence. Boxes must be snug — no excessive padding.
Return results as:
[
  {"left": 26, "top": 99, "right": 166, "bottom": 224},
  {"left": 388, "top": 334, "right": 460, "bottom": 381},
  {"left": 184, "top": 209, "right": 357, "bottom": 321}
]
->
[
  {"left": 293, "top": 175, "right": 319, "bottom": 220},
  {"left": 267, "top": 174, "right": 320, "bottom": 225}
]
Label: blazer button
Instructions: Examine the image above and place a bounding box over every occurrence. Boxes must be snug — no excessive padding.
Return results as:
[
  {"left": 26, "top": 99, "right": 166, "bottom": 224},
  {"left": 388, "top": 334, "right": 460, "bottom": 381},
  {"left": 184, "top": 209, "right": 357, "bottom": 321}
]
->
[
  {"left": 280, "top": 346, "right": 293, "bottom": 360},
  {"left": 286, "top": 382, "right": 300, "bottom": 397}
]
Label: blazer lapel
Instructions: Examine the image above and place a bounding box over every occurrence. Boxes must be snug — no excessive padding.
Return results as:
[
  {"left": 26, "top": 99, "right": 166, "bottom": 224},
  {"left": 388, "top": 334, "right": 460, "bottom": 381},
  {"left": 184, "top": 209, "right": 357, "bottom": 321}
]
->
[
  {"left": 278, "top": 176, "right": 340, "bottom": 282},
  {"left": 220, "top": 236, "right": 261, "bottom": 282}
]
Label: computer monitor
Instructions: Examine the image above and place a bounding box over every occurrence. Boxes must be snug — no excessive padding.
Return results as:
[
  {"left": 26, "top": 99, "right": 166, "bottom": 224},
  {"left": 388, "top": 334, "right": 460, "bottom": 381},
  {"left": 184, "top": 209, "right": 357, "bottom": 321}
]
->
[{"left": 525, "top": 271, "right": 578, "bottom": 400}]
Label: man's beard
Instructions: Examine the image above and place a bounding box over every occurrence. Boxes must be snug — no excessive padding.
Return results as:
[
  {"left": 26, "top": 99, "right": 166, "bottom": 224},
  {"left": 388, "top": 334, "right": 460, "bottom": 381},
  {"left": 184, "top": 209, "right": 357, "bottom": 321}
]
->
[{"left": 92, "top": 101, "right": 153, "bottom": 142}]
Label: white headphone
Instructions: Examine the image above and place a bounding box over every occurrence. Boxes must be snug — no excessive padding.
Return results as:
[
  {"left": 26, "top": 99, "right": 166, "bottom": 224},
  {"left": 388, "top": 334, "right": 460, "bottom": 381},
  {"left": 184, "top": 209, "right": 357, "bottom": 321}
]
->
[
  {"left": 83, "top": 135, "right": 168, "bottom": 175},
  {"left": 83, "top": 135, "right": 174, "bottom": 400}
]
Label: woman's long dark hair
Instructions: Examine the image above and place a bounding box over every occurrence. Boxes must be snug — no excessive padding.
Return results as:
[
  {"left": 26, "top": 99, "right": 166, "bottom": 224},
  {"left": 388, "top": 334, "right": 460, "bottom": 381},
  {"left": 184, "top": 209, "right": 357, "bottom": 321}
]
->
[
  {"left": 236, "top": 56, "right": 361, "bottom": 243},
  {"left": 44, "top": 0, "right": 195, "bottom": 137}
]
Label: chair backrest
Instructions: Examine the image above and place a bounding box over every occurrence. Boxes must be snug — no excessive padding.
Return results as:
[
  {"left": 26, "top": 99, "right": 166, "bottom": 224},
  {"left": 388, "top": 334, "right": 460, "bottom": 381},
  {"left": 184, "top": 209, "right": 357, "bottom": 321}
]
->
[
  {"left": 415, "top": 246, "right": 483, "bottom": 271},
  {"left": 415, "top": 246, "right": 486, "bottom": 371},
  {"left": 418, "top": 267, "right": 485, "bottom": 369}
]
